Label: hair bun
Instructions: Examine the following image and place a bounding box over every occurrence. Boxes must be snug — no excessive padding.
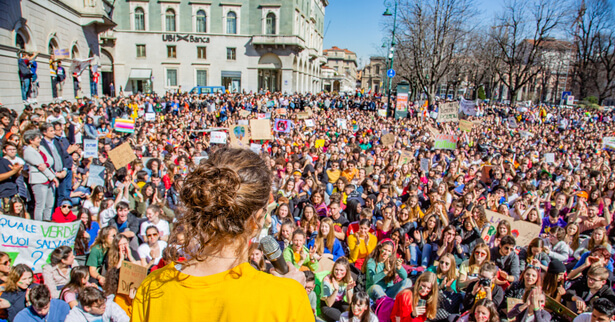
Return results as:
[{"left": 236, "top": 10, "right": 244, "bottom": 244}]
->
[{"left": 180, "top": 165, "right": 241, "bottom": 217}]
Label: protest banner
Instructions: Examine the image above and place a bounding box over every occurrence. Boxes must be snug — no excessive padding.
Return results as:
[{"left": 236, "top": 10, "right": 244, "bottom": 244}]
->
[
  {"left": 118, "top": 261, "right": 148, "bottom": 295},
  {"left": 145, "top": 113, "right": 156, "bottom": 121},
  {"left": 250, "top": 143, "right": 262, "bottom": 154},
  {"left": 210, "top": 131, "right": 227, "bottom": 144},
  {"left": 305, "top": 107, "right": 313, "bottom": 116},
  {"left": 434, "top": 134, "right": 457, "bottom": 150},
  {"left": 250, "top": 119, "right": 271, "bottom": 140},
  {"left": 602, "top": 137, "right": 615, "bottom": 150},
  {"left": 377, "top": 109, "right": 387, "bottom": 117},
  {"left": 114, "top": 119, "right": 135, "bottom": 133},
  {"left": 237, "top": 120, "right": 249, "bottom": 126},
  {"left": 420, "top": 158, "right": 430, "bottom": 172},
  {"left": 381, "top": 133, "right": 395, "bottom": 146},
  {"left": 460, "top": 98, "right": 477, "bottom": 116},
  {"left": 400, "top": 150, "right": 413, "bottom": 165},
  {"left": 83, "top": 139, "right": 98, "bottom": 158},
  {"left": 53, "top": 48, "right": 70, "bottom": 59},
  {"left": 305, "top": 119, "right": 315, "bottom": 127},
  {"left": 508, "top": 117, "right": 518, "bottom": 128},
  {"left": 193, "top": 156, "right": 207, "bottom": 166},
  {"left": 297, "top": 112, "right": 310, "bottom": 119},
  {"left": 336, "top": 119, "right": 347, "bottom": 130},
  {"left": 395, "top": 93, "right": 408, "bottom": 112},
  {"left": 87, "top": 165, "right": 105, "bottom": 187},
  {"left": 273, "top": 119, "right": 292, "bottom": 133},
  {"left": 257, "top": 113, "right": 271, "bottom": 119},
  {"left": 483, "top": 210, "right": 541, "bottom": 247},
  {"left": 519, "top": 130, "right": 534, "bottom": 138},
  {"left": 0, "top": 214, "right": 79, "bottom": 272},
  {"left": 459, "top": 120, "right": 473, "bottom": 132},
  {"left": 275, "top": 108, "right": 287, "bottom": 115},
  {"left": 315, "top": 139, "right": 325, "bottom": 149},
  {"left": 108, "top": 142, "right": 137, "bottom": 170},
  {"left": 239, "top": 110, "right": 251, "bottom": 118},
  {"left": 545, "top": 153, "right": 555, "bottom": 164},
  {"left": 229, "top": 125, "right": 249, "bottom": 148},
  {"left": 426, "top": 125, "right": 438, "bottom": 136},
  {"left": 437, "top": 102, "right": 459, "bottom": 123}
]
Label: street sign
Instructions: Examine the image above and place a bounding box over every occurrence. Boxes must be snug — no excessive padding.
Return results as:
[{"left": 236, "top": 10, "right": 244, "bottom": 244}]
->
[
  {"left": 387, "top": 69, "right": 396, "bottom": 78},
  {"left": 561, "top": 91, "right": 571, "bottom": 100},
  {"left": 567, "top": 95, "right": 575, "bottom": 105}
]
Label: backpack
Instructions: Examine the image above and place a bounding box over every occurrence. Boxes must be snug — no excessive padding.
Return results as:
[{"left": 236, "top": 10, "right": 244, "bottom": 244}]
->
[
  {"left": 18, "top": 59, "right": 32, "bottom": 77},
  {"left": 373, "top": 296, "right": 395, "bottom": 322}
]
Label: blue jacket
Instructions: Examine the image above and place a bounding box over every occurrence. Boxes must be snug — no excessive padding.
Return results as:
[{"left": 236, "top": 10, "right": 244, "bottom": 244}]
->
[
  {"left": 307, "top": 237, "right": 345, "bottom": 261},
  {"left": 14, "top": 299, "right": 70, "bottom": 322}
]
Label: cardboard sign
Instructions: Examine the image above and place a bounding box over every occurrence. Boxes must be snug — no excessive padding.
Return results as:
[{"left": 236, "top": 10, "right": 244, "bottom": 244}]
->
[
  {"left": 108, "top": 142, "right": 137, "bottom": 170},
  {"left": 305, "top": 119, "right": 315, "bottom": 127},
  {"left": 437, "top": 102, "right": 459, "bottom": 122},
  {"left": 400, "top": 150, "right": 413, "bottom": 165},
  {"left": 83, "top": 139, "right": 98, "bottom": 158},
  {"left": 229, "top": 124, "right": 249, "bottom": 148},
  {"left": 520, "top": 130, "right": 534, "bottom": 138},
  {"left": 257, "top": 113, "right": 271, "bottom": 120},
  {"left": 420, "top": 158, "right": 430, "bottom": 172},
  {"left": 275, "top": 108, "right": 287, "bottom": 115},
  {"left": 145, "top": 113, "right": 156, "bottom": 121},
  {"left": 0, "top": 214, "right": 79, "bottom": 273},
  {"left": 273, "top": 119, "right": 292, "bottom": 133},
  {"left": 118, "top": 261, "right": 148, "bottom": 295},
  {"left": 602, "top": 137, "right": 615, "bottom": 150},
  {"left": 297, "top": 112, "right": 310, "bottom": 119},
  {"left": 250, "top": 119, "right": 272, "bottom": 140},
  {"left": 459, "top": 120, "right": 473, "bottom": 132},
  {"left": 545, "top": 153, "right": 555, "bottom": 164},
  {"left": 237, "top": 119, "right": 249, "bottom": 126},
  {"left": 426, "top": 125, "right": 438, "bottom": 136},
  {"left": 336, "top": 119, "right": 347, "bottom": 130},
  {"left": 508, "top": 118, "right": 518, "bottom": 128},
  {"left": 210, "top": 131, "right": 227, "bottom": 144},
  {"left": 53, "top": 48, "right": 70, "bottom": 59},
  {"left": 377, "top": 109, "right": 387, "bottom": 117},
  {"left": 507, "top": 298, "right": 523, "bottom": 314},
  {"left": 434, "top": 134, "right": 457, "bottom": 150},
  {"left": 87, "top": 165, "right": 105, "bottom": 188},
  {"left": 250, "top": 143, "right": 262, "bottom": 154},
  {"left": 315, "top": 139, "right": 325, "bottom": 149},
  {"left": 239, "top": 110, "right": 251, "bottom": 118},
  {"left": 381, "top": 133, "right": 395, "bottom": 146},
  {"left": 483, "top": 210, "right": 541, "bottom": 247}
]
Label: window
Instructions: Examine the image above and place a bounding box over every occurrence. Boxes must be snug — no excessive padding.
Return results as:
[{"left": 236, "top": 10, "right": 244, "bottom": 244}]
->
[
  {"left": 196, "top": 70, "right": 207, "bottom": 86},
  {"left": 165, "top": 9, "right": 176, "bottom": 32},
  {"left": 167, "top": 45, "right": 176, "bottom": 58},
  {"left": 136, "top": 44, "right": 146, "bottom": 57},
  {"left": 167, "top": 69, "right": 177, "bottom": 87},
  {"left": 345, "top": 67, "right": 350, "bottom": 76},
  {"left": 375, "top": 65, "right": 380, "bottom": 75},
  {"left": 266, "top": 12, "right": 276, "bottom": 35},
  {"left": 135, "top": 8, "right": 145, "bottom": 30},
  {"left": 226, "top": 47, "right": 236, "bottom": 60},
  {"left": 227, "top": 11, "right": 237, "bottom": 34},
  {"left": 197, "top": 46, "right": 207, "bottom": 59},
  {"left": 15, "top": 34, "right": 25, "bottom": 50},
  {"left": 196, "top": 10, "right": 207, "bottom": 32}
]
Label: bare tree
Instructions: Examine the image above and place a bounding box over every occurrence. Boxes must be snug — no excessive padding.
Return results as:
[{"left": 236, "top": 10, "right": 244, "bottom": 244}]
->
[
  {"left": 394, "top": 0, "right": 477, "bottom": 105},
  {"left": 571, "top": 0, "right": 615, "bottom": 103},
  {"left": 490, "top": 0, "right": 567, "bottom": 105}
]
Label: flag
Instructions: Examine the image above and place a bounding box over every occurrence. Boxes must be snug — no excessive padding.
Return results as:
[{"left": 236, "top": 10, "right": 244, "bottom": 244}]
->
[{"left": 114, "top": 118, "right": 135, "bottom": 133}]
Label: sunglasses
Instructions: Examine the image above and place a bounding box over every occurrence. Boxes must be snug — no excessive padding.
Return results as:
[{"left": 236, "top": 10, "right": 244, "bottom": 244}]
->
[
  {"left": 61, "top": 205, "right": 70, "bottom": 209},
  {"left": 474, "top": 251, "right": 487, "bottom": 256},
  {"left": 146, "top": 233, "right": 159, "bottom": 237}
]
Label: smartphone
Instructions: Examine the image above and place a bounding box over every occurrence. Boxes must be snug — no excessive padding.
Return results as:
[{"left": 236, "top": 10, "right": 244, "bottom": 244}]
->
[{"left": 418, "top": 299, "right": 427, "bottom": 307}]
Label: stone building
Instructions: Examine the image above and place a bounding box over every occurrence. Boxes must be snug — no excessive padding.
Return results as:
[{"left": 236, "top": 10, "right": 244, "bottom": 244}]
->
[{"left": 322, "top": 46, "right": 357, "bottom": 93}]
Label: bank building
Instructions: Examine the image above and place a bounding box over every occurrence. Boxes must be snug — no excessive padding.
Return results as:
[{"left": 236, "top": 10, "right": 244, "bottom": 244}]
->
[{"left": 107, "top": 0, "right": 328, "bottom": 95}]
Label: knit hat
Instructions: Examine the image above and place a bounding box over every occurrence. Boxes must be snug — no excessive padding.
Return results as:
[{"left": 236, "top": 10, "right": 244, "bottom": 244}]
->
[{"left": 547, "top": 259, "right": 566, "bottom": 274}]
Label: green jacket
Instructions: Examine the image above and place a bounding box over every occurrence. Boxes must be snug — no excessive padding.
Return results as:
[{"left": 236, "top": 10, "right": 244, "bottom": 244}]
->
[{"left": 283, "top": 245, "right": 319, "bottom": 272}]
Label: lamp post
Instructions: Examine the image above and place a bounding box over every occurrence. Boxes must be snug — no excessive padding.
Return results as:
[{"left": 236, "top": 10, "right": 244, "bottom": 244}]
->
[{"left": 383, "top": 0, "right": 397, "bottom": 118}]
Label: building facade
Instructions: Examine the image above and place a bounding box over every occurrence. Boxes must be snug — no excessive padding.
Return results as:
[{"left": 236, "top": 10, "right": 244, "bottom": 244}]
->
[
  {"left": 322, "top": 46, "right": 357, "bottom": 93},
  {"left": 359, "top": 56, "right": 385, "bottom": 94},
  {"left": 105, "top": 0, "right": 328, "bottom": 95},
  {"left": 0, "top": 0, "right": 114, "bottom": 111}
]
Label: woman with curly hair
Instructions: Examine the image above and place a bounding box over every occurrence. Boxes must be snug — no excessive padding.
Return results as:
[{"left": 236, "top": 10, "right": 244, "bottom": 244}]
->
[{"left": 131, "top": 148, "right": 312, "bottom": 321}]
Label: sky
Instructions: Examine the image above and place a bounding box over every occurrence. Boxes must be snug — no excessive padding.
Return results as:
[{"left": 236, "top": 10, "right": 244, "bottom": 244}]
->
[{"left": 322, "top": 0, "right": 505, "bottom": 68}]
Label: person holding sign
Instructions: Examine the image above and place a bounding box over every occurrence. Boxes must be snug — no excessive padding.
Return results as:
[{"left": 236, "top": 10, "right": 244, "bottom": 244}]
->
[{"left": 131, "top": 148, "right": 312, "bottom": 322}]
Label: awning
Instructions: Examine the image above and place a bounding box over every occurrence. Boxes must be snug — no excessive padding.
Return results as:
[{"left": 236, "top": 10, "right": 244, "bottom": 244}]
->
[
  {"left": 129, "top": 69, "right": 152, "bottom": 79},
  {"left": 221, "top": 71, "right": 241, "bottom": 78}
]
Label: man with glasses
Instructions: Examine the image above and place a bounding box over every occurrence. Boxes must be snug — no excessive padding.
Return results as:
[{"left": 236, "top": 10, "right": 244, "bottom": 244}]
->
[
  {"left": 65, "top": 287, "right": 128, "bottom": 322},
  {"left": 490, "top": 235, "right": 520, "bottom": 283},
  {"left": 565, "top": 266, "right": 615, "bottom": 314},
  {"left": 51, "top": 199, "right": 76, "bottom": 223}
]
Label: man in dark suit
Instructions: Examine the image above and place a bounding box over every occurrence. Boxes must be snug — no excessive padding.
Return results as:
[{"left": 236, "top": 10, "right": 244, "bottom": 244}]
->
[
  {"left": 39, "top": 122, "right": 68, "bottom": 206},
  {"left": 53, "top": 121, "right": 79, "bottom": 205}
]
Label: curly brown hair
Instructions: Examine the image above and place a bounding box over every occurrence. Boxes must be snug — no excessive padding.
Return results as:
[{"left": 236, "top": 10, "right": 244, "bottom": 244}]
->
[{"left": 176, "top": 148, "right": 272, "bottom": 262}]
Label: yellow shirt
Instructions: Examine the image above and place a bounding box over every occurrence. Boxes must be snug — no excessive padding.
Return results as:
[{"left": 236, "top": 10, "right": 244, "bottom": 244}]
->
[{"left": 131, "top": 262, "right": 314, "bottom": 322}]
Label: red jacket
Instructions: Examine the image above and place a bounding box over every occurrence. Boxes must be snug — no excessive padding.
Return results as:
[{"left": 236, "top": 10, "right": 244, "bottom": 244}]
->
[{"left": 51, "top": 208, "right": 77, "bottom": 223}]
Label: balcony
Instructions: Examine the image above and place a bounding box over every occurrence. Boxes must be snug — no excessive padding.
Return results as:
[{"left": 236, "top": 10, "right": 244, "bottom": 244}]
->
[{"left": 251, "top": 35, "right": 306, "bottom": 50}]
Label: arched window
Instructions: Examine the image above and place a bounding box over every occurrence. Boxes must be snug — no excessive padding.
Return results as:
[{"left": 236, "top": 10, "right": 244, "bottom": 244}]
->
[
  {"left": 48, "top": 38, "right": 58, "bottom": 55},
  {"left": 226, "top": 11, "right": 237, "bottom": 34},
  {"left": 165, "top": 9, "right": 176, "bottom": 32},
  {"left": 196, "top": 10, "right": 206, "bottom": 33},
  {"left": 266, "top": 12, "right": 276, "bottom": 35},
  {"left": 71, "top": 45, "right": 79, "bottom": 59},
  {"left": 135, "top": 7, "right": 145, "bottom": 30},
  {"left": 15, "top": 34, "right": 25, "bottom": 50}
]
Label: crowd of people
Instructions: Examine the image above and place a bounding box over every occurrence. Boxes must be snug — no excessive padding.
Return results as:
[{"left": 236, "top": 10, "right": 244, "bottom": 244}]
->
[{"left": 0, "top": 89, "right": 615, "bottom": 322}]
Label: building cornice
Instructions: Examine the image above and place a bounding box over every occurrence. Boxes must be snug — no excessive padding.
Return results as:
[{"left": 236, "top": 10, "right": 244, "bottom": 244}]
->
[{"left": 219, "top": 2, "right": 242, "bottom": 6}]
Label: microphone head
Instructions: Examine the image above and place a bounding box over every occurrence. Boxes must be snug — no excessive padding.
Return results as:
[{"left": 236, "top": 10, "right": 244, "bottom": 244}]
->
[{"left": 260, "top": 235, "right": 282, "bottom": 260}]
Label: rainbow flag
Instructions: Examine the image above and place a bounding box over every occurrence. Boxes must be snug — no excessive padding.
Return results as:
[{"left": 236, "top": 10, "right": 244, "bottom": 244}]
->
[{"left": 114, "top": 118, "right": 135, "bottom": 133}]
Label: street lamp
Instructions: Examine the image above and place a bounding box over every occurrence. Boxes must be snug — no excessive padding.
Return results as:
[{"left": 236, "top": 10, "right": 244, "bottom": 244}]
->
[{"left": 383, "top": 0, "right": 397, "bottom": 118}]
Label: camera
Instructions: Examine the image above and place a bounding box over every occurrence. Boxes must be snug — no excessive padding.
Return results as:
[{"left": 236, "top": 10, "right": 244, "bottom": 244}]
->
[{"left": 479, "top": 278, "right": 491, "bottom": 287}]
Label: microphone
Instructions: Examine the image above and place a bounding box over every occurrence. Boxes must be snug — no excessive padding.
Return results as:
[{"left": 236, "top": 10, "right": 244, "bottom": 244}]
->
[{"left": 260, "top": 235, "right": 289, "bottom": 275}]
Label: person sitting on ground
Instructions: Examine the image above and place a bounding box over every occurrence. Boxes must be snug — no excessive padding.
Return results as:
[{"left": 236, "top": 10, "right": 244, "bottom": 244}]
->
[
  {"left": 507, "top": 286, "right": 551, "bottom": 322},
  {"left": 462, "top": 262, "right": 505, "bottom": 311},
  {"left": 14, "top": 285, "right": 70, "bottom": 322},
  {"left": 572, "top": 297, "right": 615, "bottom": 322},
  {"left": 565, "top": 266, "right": 615, "bottom": 314},
  {"left": 339, "top": 291, "right": 378, "bottom": 322},
  {"left": 65, "top": 286, "right": 129, "bottom": 322}
]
